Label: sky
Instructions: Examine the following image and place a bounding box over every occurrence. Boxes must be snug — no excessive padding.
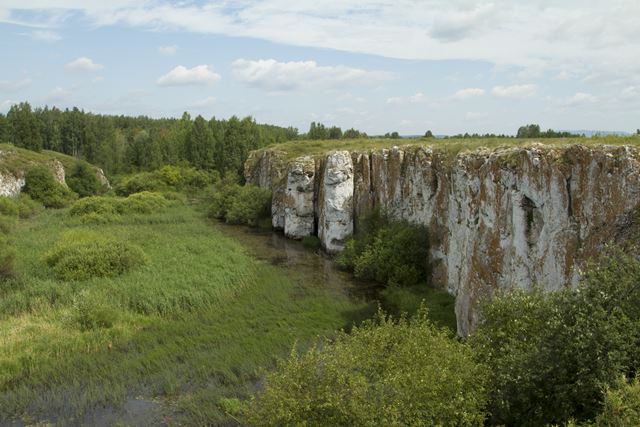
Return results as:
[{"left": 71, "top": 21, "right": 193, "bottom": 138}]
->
[{"left": 0, "top": 1, "right": 639, "bottom": 135}]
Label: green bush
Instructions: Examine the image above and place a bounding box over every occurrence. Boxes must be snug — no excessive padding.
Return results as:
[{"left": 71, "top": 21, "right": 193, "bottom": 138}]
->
[
  {"left": 0, "top": 197, "right": 19, "bottom": 217},
  {"left": 23, "top": 166, "right": 76, "bottom": 208},
  {"left": 72, "top": 292, "right": 118, "bottom": 331},
  {"left": 301, "top": 235, "right": 321, "bottom": 250},
  {"left": 337, "top": 213, "right": 430, "bottom": 287},
  {"left": 44, "top": 231, "right": 147, "bottom": 281},
  {"left": 0, "top": 216, "right": 16, "bottom": 235},
  {"left": 380, "top": 285, "right": 456, "bottom": 332},
  {"left": 597, "top": 376, "right": 640, "bottom": 426},
  {"left": 67, "top": 161, "right": 102, "bottom": 197},
  {"left": 115, "top": 172, "right": 165, "bottom": 196},
  {"left": 208, "top": 180, "right": 271, "bottom": 227},
  {"left": 0, "top": 235, "right": 16, "bottom": 280},
  {"left": 119, "top": 191, "right": 168, "bottom": 214},
  {"left": 15, "top": 194, "right": 43, "bottom": 218},
  {"left": 471, "top": 248, "right": 640, "bottom": 426},
  {"left": 247, "top": 308, "right": 488, "bottom": 426},
  {"left": 69, "top": 196, "right": 120, "bottom": 217}
]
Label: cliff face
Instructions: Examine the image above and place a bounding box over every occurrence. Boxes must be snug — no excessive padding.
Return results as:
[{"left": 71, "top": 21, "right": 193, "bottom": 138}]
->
[{"left": 245, "top": 144, "right": 640, "bottom": 335}]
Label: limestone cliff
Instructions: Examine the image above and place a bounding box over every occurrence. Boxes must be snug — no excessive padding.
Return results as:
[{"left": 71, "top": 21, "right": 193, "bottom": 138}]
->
[{"left": 246, "top": 143, "right": 640, "bottom": 335}]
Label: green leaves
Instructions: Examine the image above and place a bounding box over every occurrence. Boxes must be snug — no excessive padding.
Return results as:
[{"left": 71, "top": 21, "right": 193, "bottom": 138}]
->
[{"left": 248, "top": 309, "right": 488, "bottom": 426}]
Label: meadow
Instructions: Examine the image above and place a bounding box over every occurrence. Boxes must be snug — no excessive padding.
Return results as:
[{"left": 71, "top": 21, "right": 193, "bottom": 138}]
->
[{"left": 0, "top": 201, "right": 375, "bottom": 425}]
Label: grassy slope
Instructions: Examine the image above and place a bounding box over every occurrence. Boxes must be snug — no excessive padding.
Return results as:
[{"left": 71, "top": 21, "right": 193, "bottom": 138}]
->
[
  {"left": 0, "top": 203, "right": 373, "bottom": 425},
  {"left": 0, "top": 142, "right": 80, "bottom": 176},
  {"left": 254, "top": 136, "right": 640, "bottom": 160}
]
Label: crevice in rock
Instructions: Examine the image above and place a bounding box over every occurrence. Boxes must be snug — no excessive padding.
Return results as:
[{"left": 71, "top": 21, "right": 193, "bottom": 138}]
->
[
  {"left": 521, "top": 195, "right": 543, "bottom": 247},
  {"left": 566, "top": 176, "right": 573, "bottom": 218}
]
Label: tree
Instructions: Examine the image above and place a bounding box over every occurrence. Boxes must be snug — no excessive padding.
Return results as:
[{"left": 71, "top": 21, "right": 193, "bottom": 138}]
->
[
  {"left": 424, "top": 130, "right": 434, "bottom": 138},
  {"left": 343, "top": 128, "right": 363, "bottom": 139},
  {"left": 516, "top": 124, "right": 541, "bottom": 138},
  {"left": 328, "top": 126, "right": 343, "bottom": 139},
  {"left": 472, "top": 248, "right": 640, "bottom": 426},
  {"left": 66, "top": 161, "right": 101, "bottom": 197},
  {"left": 7, "top": 102, "right": 43, "bottom": 151},
  {"left": 185, "top": 115, "right": 213, "bottom": 170},
  {"left": 308, "top": 122, "right": 328, "bottom": 140},
  {"left": 248, "top": 309, "right": 488, "bottom": 426}
]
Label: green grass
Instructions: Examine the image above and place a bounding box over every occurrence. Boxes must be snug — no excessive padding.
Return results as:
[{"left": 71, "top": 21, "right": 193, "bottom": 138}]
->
[
  {"left": 0, "top": 142, "right": 80, "bottom": 176},
  {"left": 0, "top": 203, "right": 373, "bottom": 425},
  {"left": 255, "top": 135, "right": 640, "bottom": 160},
  {"left": 380, "top": 285, "right": 457, "bottom": 333}
]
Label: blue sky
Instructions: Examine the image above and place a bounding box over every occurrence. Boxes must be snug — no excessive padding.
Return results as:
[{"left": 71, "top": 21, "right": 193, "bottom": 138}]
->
[{"left": 0, "top": 1, "right": 639, "bottom": 135}]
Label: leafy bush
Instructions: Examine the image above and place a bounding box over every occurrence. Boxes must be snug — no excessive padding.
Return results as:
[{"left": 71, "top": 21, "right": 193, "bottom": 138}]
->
[
  {"left": 597, "top": 376, "right": 640, "bottom": 426},
  {"left": 0, "top": 216, "right": 16, "bottom": 235},
  {"left": 247, "top": 308, "right": 488, "bottom": 426},
  {"left": 119, "top": 191, "right": 168, "bottom": 214},
  {"left": 0, "top": 197, "right": 19, "bottom": 217},
  {"left": 337, "top": 212, "right": 430, "bottom": 287},
  {"left": 44, "top": 231, "right": 147, "bottom": 281},
  {"left": 209, "top": 180, "right": 271, "bottom": 227},
  {"left": 67, "top": 161, "right": 102, "bottom": 197},
  {"left": 15, "top": 194, "right": 43, "bottom": 218},
  {"left": 114, "top": 172, "right": 165, "bottom": 196},
  {"left": 380, "top": 285, "right": 456, "bottom": 332},
  {"left": 69, "top": 196, "right": 120, "bottom": 217},
  {"left": 0, "top": 235, "right": 15, "bottom": 280},
  {"left": 471, "top": 247, "right": 640, "bottom": 426},
  {"left": 23, "top": 166, "right": 76, "bottom": 208},
  {"left": 72, "top": 292, "right": 118, "bottom": 331}
]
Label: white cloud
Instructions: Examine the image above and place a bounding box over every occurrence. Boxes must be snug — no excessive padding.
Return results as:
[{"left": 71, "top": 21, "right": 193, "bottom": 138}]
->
[
  {"left": 0, "top": 78, "right": 32, "bottom": 92},
  {"left": 188, "top": 96, "right": 216, "bottom": 109},
  {"left": 232, "top": 59, "right": 392, "bottom": 91},
  {"left": 157, "top": 65, "right": 221, "bottom": 87},
  {"left": 158, "top": 45, "right": 178, "bottom": 56},
  {"left": 386, "top": 92, "right": 426, "bottom": 105},
  {"left": 560, "top": 92, "right": 597, "bottom": 107},
  {"left": 0, "top": 100, "right": 14, "bottom": 112},
  {"left": 45, "top": 86, "right": 71, "bottom": 103},
  {"left": 465, "top": 112, "right": 487, "bottom": 121},
  {"left": 491, "top": 84, "right": 537, "bottom": 99},
  {"left": 65, "top": 57, "right": 103, "bottom": 72},
  {"left": 621, "top": 86, "right": 639, "bottom": 99},
  {"left": 453, "top": 88, "right": 485, "bottom": 99},
  {"left": 30, "top": 30, "right": 61, "bottom": 42}
]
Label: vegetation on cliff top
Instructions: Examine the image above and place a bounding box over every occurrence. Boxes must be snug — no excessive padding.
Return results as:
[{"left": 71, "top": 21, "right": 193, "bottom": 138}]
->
[{"left": 250, "top": 135, "right": 640, "bottom": 161}]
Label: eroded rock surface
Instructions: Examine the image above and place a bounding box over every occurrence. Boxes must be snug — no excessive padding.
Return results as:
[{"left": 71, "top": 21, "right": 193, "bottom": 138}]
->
[{"left": 246, "top": 144, "right": 640, "bottom": 335}]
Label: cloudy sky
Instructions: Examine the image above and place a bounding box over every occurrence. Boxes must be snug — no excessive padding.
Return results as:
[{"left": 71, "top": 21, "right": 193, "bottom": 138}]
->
[{"left": 0, "top": 1, "right": 638, "bottom": 135}]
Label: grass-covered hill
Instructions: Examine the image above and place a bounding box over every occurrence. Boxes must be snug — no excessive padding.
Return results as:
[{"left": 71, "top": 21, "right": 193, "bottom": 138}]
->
[{"left": 0, "top": 142, "right": 87, "bottom": 177}]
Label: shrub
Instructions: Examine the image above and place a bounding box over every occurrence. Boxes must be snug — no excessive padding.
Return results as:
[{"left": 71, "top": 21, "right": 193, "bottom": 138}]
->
[
  {"left": 23, "top": 166, "right": 76, "bottom": 208},
  {"left": 115, "top": 172, "right": 165, "bottom": 196},
  {"left": 44, "top": 231, "right": 147, "bottom": 281},
  {"left": 597, "top": 376, "right": 640, "bottom": 426},
  {"left": 67, "top": 161, "right": 102, "bottom": 197},
  {"left": 15, "top": 194, "right": 43, "bottom": 218},
  {"left": 72, "top": 292, "right": 118, "bottom": 331},
  {"left": 225, "top": 186, "right": 272, "bottom": 227},
  {"left": 119, "top": 191, "right": 168, "bottom": 214},
  {"left": 69, "top": 196, "right": 120, "bottom": 217},
  {"left": 247, "top": 308, "right": 488, "bottom": 426},
  {"left": 208, "top": 180, "right": 271, "bottom": 227},
  {"left": 0, "top": 216, "right": 16, "bottom": 235},
  {"left": 0, "top": 235, "right": 15, "bottom": 280},
  {"left": 301, "top": 235, "right": 321, "bottom": 250},
  {"left": 337, "top": 213, "right": 430, "bottom": 287},
  {"left": 471, "top": 247, "right": 640, "bottom": 426},
  {"left": 0, "top": 197, "right": 19, "bottom": 217}
]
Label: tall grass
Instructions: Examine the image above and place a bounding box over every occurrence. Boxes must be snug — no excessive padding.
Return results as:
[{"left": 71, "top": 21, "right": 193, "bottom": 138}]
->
[{"left": 0, "top": 203, "right": 372, "bottom": 425}]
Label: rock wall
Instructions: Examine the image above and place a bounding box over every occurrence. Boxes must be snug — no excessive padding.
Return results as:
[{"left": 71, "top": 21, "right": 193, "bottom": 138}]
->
[{"left": 246, "top": 144, "right": 640, "bottom": 335}]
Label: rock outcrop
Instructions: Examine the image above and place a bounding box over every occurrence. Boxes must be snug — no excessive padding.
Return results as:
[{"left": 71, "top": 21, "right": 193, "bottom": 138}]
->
[{"left": 246, "top": 143, "right": 640, "bottom": 335}]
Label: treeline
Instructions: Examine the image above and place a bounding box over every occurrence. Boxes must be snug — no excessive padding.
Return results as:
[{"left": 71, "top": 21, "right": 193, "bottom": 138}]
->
[
  {"left": 517, "top": 123, "right": 583, "bottom": 138},
  {"left": 0, "top": 102, "right": 298, "bottom": 176},
  {"left": 304, "top": 121, "right": 367, "bottom": 140}
]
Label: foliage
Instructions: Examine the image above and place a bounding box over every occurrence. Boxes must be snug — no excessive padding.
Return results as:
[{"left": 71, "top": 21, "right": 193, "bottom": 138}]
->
[
  {"left": 15, "top": 194, "right": 43, "bottom": 218},
  {"left": 0, "top": 197, "right": 19, "bottom": 217},
  {"left": 66, "top": 161, "right": 102, "bottom": 197},
  {"left": 43, "top": 230, "right": 147, "bottom": 281},
  {"left": 471, "top": 247, "right": 640, "bottom": 426},
  {"left": 597, "top": 376, "right": 640, "bottom": 427},
  {"left": 118, "top": 191, "right": 168, "bottom": 214},
  {"left": 0, "top": 216, "right": 16, "bottom": 235},
  {"left": 69, "top": 196, "right": 120, "bottom": 217},
  {"left": 247, "top": 308, "right": 488, "bottom": 426},
  {"left": 23, "top": 165, "right": 76, "bottom": 208},
  {"left": 0, "top": 235, "right": 15, "bottom": 280},
  {"left": 115, "top": 165, "right": 211, "bottom": 196},
  {"left": 337, "top": 212, "right": 430, "bottom": 287},
  {"left": 209, "top": 179, "right": 272, "bottom": 227},
  {"left": 72, "top": 291, "right": 119, "bottom": 331},
  {"left": 380, "top": 285, "right": 456, "bottom": 332},
  {"left": 517, "top": 123, "right": 582, "bottom": 138}
]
